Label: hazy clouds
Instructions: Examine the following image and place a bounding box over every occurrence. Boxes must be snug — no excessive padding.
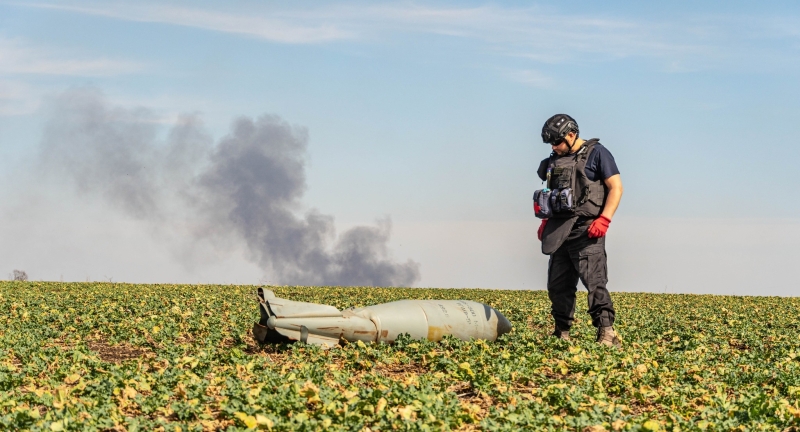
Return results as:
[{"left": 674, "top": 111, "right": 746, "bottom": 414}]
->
[{"left": 39, "top": 88, "right": 420, "bottom": 287}]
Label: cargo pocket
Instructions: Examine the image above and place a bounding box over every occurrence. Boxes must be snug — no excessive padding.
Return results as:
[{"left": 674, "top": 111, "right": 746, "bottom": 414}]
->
[{"left": 577, "top": 243, "right": 608, "bottom": 289}]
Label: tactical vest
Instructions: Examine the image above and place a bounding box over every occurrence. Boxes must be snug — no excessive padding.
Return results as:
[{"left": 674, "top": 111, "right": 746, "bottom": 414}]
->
[
  {"left": 540, "top": 139, "right": 608, "bottom": 255},
  {"left": 545, "top": 139, "right": 607, "bottom": 219}
]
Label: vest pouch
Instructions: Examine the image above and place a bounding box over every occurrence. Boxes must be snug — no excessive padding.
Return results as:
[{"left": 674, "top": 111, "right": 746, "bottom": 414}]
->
[
  {"left": 552, "top": 188, "right": 574, "bottom": 214},
  {"left": 533, "top": 189, "right": 554, "bottom": 219},
  {"left": 550, "top": 188, "right": 561, "bottom": 213},
  {"left": 559, "top": 188, "right": 574, "bottom": 211},
  {"left": 585, "top": 183, "right": 605, "bottom": 206},
  {"left": 574, "top": 183, "right": 605, "bottom": 217}
]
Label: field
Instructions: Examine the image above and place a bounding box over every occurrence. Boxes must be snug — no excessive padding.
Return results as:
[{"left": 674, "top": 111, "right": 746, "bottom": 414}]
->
[{"left": 1, "top": 282, "right": 799, "bottom": 431}]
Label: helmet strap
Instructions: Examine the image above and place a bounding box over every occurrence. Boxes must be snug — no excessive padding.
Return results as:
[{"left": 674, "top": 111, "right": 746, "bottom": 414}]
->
[{"left": 567, "top": 134, "right": 580, "bottom": 154}]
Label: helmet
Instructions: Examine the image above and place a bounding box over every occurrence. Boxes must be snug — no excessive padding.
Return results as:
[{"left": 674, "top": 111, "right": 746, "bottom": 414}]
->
[{"left": 541, "top": 114, "right": 579, "bottom": 144}]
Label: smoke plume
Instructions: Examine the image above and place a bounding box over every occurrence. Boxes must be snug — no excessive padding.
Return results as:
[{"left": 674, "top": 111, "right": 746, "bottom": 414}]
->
[{"left": 40, "top": 88, "right": 420, "bottom": 287}]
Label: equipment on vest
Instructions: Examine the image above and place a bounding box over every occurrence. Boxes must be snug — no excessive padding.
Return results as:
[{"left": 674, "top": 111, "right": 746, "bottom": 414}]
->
[
  {"left": 541, "top": 114, "right": 579, "bottom": 145},
  {"left": 533, "top": 139, "right": 606, "bottom": 221},
  {"left": 552, "top": 188, "right": 575, "bottom": 213},
  {"left": 533, "top": 187, "right": 575, "bottom": 218},
  {"left": 533, "top": 188, "right": 554, "bottom": 218},
  {"left": 252, "top": 288, "right": 513, "bottom": 349}
]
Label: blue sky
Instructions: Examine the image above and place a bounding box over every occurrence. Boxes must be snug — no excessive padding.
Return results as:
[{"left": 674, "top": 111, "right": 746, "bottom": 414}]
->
[{"left": 1, "top": 1, "right": 799, "bottom": 294}]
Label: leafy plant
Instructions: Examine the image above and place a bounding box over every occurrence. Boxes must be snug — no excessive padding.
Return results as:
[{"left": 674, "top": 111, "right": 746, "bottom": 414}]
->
[{"left": 0, "top": 282, "right": 798, "bottom": 430}]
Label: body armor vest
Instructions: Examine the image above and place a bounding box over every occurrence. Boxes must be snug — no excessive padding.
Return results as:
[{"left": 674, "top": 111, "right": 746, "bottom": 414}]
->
[
  {"left": 539, "top": 139, "right": 608, "bottom": 255},
  {"left": 546, "top": 139, "right": 607, "bottom": 219}
]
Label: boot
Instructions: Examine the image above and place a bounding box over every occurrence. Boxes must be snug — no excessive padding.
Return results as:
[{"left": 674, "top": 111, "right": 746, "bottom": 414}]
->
[
  {"left": 551, "top": 327, "right": 570, "bottom": 341},
  {"left": 596, "top": 326, "right": 621, "bottom": 347}
]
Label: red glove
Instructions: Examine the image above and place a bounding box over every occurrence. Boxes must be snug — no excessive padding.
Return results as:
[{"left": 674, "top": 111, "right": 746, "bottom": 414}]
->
[
  {"left": 537, "top": 219, "right": 548, "bottom": 241},
  {"left": 587, "top": 215, "right": 611, "bottom": 238},
  {"left": 534, "top": 201, "right": 541, "bottom": 214}
]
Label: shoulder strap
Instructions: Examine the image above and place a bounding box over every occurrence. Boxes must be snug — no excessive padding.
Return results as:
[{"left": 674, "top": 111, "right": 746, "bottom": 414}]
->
[{"left": 576, "top": 139, "right": 600, "bottom": 162}]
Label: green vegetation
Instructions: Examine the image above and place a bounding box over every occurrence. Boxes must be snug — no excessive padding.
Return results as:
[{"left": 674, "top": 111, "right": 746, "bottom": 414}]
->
[{"left": 1, "top": 282, "right": 799, "bottom": 431}]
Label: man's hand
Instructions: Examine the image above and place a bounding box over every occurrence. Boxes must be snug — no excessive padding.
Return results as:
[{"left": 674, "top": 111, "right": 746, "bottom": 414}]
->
[
  {"left": 587, "top": 216, "right": 611, "bottom": 238},
  {"left": 538, "top": 219, "right": 548, "bottom": 241}
]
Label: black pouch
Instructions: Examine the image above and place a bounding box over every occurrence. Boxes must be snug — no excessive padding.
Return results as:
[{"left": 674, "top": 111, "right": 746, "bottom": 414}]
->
[
  {"left": 552, "top": 188, "right": 574, "bottom": 213},
  {"left": 533, "top": 189, "right": 554, "bottom": 219}
]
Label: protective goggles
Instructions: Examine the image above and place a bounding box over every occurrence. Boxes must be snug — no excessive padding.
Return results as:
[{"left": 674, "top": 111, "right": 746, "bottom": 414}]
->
[{"left": 541, "top": 128, "right": 565, "bottom": 145}]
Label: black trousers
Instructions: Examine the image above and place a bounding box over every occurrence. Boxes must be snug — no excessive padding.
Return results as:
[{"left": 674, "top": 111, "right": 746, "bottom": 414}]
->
[{"left": 547, "top": 231, "right": 615, "bottom": 330}]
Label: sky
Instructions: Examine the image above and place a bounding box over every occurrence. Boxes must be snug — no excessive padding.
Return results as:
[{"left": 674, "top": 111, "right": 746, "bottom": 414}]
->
[{"left": 1, "top": 1, "right": 799, "bottom": 295}]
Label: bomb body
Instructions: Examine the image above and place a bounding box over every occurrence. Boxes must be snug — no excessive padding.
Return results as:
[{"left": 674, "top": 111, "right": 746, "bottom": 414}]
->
[{"left": 252, "top": 288, "right": 512, "bottom": 348}]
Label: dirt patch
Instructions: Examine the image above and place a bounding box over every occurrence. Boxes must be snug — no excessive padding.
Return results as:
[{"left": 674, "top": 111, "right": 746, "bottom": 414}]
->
[
  {"left": 626, "top": 397, "right": 668, "bottom": 416},
  {"left": 728, "top": 339, "right": 749, "bottom": 351},
  {"left": 447, "top": 381, "right": 494, "bottom": 430},
  {"left": 9, "top": 355, "right": 22, "bottom": 368},
  {"left": 242, "top": 333, "right": 294, "bottom": 362},
  {"left": 33, "top": 405, "right": 47, "bottom": 417},
  {"left": 375, "top": 361, "right": 428, "bottom": 379},
  {"left": 88, "top": 339, "right": 149, "bottom": 363},
  {"left": 447, "top": 381, "right": 476, "bottom": 398}
]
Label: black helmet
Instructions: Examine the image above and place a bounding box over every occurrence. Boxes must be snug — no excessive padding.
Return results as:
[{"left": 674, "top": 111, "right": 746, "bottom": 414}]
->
[{"left": 541, "top": 114, "right": 579, "bottom": 144}]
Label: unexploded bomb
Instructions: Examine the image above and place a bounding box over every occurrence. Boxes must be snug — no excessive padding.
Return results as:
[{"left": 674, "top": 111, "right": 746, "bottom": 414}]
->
[{"left": 252, "top": 288, "right": 512, "bottom": 348}]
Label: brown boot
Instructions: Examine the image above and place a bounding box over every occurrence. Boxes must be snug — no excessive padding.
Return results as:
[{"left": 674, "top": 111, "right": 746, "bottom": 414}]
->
[
  {"left": 596, "top": 326, "right": 621, "bottom": 347},
  {"left": 551, "top": 327, "right": 570, "bottom": 341}
]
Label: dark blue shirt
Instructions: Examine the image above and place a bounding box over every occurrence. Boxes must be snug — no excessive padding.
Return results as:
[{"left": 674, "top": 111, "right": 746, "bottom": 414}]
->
[{"left": 537, "top": 142, "right": 619, "bottom": 183}]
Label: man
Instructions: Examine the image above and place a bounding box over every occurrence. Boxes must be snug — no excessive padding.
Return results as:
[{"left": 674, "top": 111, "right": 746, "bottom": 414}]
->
[{"left": 535, "top": 114, "right": 623, "bottom": 347}]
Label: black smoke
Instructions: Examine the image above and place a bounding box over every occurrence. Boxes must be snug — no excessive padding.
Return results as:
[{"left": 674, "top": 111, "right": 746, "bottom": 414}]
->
[{"left": 40, "top": 88, "right": 420, "bottom": 287}]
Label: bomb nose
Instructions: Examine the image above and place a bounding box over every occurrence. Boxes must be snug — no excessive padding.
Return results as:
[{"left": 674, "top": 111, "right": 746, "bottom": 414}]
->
[{"left": 494, "top": 309, "right": 512, "bottom": 337}]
